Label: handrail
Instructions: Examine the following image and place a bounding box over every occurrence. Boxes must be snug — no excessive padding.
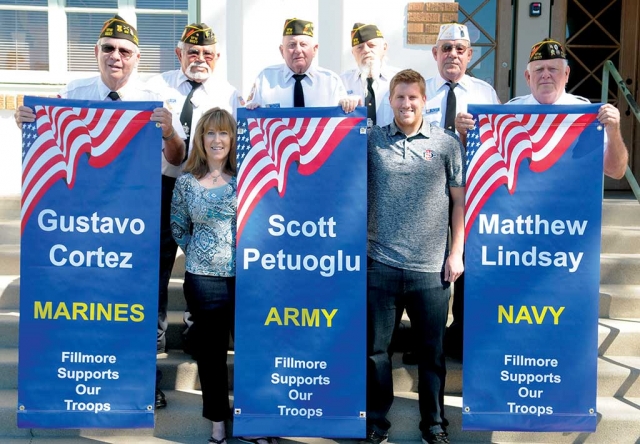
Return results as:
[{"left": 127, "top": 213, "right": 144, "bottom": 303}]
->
[{"left": 601, "top": 60, "right": 640, "bottom": 203}]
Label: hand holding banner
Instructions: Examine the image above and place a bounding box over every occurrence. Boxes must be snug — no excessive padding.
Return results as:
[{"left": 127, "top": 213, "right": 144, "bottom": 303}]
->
[
  {"left": 463, "top": 104, "right": 603, "bottom": 432},
  {"left": 18, "top": 97, "right": 161, "bottom": 429},
  {"left": 233, "top": 106, "right": 367, "bottom": 437}
]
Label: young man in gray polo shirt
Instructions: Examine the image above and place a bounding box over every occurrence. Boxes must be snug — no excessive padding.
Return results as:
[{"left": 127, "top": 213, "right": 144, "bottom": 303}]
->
[{"left": 363, "top": 69, "right": 465, "bottom": 444}]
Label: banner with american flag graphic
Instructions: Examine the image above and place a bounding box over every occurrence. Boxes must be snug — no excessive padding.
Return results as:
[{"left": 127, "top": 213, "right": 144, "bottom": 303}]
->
[
  {"left": 233, "top": 107, "right": 367, "bottom": 437},
  {"left": 18, "top": 96, "right": 161, "bottom": 429},
  {"left": 463, "top": 104, "right": 603, "bottom": 432}
]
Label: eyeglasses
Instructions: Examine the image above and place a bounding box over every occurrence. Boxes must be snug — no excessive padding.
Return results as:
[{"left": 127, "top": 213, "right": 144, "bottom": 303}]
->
[
  {"left": 439, "top": 43, "right": 468, "bottom": 55},
  {"left": 185, "top": 48, "right": 217, "bottom": 61},
  {"left": 100, "top": 44, "right": 135, "bottom": 60}
]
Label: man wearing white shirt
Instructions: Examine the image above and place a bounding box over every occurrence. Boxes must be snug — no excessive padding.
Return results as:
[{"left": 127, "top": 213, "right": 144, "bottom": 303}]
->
[
  {"left": 425, "top": 23, "right": 500, "bottom": 133},
  {"left": 147, "top": 23, "right": 243, "bottom": 175},
  {"left": 502, "top": 38, "right": 628, "bottom": 179},
  {"left": 421, "top": 23, "right": 500, "bottom": 363},
  {"left": 341, "top": 23, "right": 398, "bottom": 127},
  {"left": 246, "top": 18, "right": 356, "bottom": 112},
  {"left": 146, "top": 24, "right": 243, "bottom": 365},
  {"left": 15, "top": 15, "right": 185, "bottom": 410}
]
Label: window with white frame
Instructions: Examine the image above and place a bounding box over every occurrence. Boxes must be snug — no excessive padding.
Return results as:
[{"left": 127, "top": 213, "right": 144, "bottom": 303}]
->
[{"left": 0, "top": 0, "right": 194, "bottom": 83}]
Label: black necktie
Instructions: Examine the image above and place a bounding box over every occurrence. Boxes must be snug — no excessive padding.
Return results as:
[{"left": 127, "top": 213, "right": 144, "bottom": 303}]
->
[
  {"left": 366, "top": 77, "right": 376, "bottom": 126},
  {"left": 293, "top": 74, "right": 306, "bottom": 107},
  {"left": 444, "top": 82, "right": 457, "bottom": 132},
  {"left": 107, "top": 91, "right": 120, "bottom": 101},
  {"left": 180, "top": 80, "right": 202, "bottom": 160}
]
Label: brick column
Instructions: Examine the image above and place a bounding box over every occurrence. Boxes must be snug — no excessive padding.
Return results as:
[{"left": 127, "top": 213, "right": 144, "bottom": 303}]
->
[{"left": 407, "top": 2, "right": 459, "bottom": 45}]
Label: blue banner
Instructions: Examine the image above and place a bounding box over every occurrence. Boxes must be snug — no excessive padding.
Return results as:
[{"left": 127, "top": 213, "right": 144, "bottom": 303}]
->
[
  {"left": 462, "top": 104, "right": 603, "bottom": 431},
  {"left": 233, "top": 107, "right": 367, "bottom": 437},
  {"left": 18, "top": 96, "right": 162, "bottom": 428}
]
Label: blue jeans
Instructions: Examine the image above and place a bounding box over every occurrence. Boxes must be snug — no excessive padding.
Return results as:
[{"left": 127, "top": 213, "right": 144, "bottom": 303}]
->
[
  {"left": 183, "top": 272, "right": 235, "bottom": 421},
  {"left": 366, "top": 258, "right": 450, "bottom": 435}
]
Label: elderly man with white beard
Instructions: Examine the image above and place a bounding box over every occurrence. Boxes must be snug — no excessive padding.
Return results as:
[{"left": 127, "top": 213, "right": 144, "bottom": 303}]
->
[
  {"left": 341, "top": 23, "right": 398, "bottom": 127},
  {"left": 147, "top": 23, "right": 242, "bottom": 163},
  {"left": 145, "top": 23, "right": 243, "bottom": 394}
]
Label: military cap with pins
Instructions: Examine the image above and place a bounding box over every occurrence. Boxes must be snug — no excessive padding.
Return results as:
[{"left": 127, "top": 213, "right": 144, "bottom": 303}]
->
[
  {"left": 283, "top": 18, "right": 314, "bottom": 37},
  {"left": 181, "top": 23, "right": 217, "bottom": 46},
  {"left": 529, "top": 38, "right": 566, "bottom": 62},
  {"left": 99, "top": 14, "right": 138, "bottom": 46},
  {"left": 351, "top": 23, "right": 384, "bottom": 47}
]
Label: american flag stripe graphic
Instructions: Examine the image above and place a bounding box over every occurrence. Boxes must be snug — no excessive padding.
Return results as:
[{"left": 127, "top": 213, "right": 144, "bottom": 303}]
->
[
  {"left": 464, "top": 111, "right": 597, "bottom": 239},
  {"left": 21, "top": 104, "right": 153, "bottom": 233},
  {"left": 236, "top": 116, "right": 363, "bottom": 241}
]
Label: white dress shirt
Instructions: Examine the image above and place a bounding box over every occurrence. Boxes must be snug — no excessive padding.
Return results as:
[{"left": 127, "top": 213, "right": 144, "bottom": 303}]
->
[
  {"left": 423, "top": 74, "right": 500, "bottom": 130},
  {"left": 61, "top": 75, "right": 161, "bottom": 102},
  {"left": 146, "top": 69, "right": 243, "bottom": 177},
  {"left": 506, "top": 91, "right": 605, "bottom": 144},
  {"left": 341, "top": 64, "right": 399, "bottom": 127},
  {"left": 59, "top": 75, "right": 186, "bottom": 176},
  {"left": 506, "top": 91, "right": 590, "bottom": 105},
  {"left": 247, "top": 63, "right": 347, "bottom": 108}
]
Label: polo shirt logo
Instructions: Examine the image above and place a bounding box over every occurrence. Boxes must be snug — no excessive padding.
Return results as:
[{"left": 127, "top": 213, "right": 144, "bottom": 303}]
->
[{"left": 424, "top": 149, "right": 435, "bottom": 161}]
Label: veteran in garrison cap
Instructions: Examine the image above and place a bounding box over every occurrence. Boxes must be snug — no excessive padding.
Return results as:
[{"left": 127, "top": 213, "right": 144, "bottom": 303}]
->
[
  {"left": 423, "top": 22, "right": 499, "bottom": 135},
  {"left": 16, "top": 13, "right": 182, "bottom": 150},
  {"left": 246, "top": 18, "right": 357, "bottom": 112},
  {"left": 145, "top": 21, "right": 244, "bottom": 406},
  {"left": 414, "top": 22, "right": 501, "bottom": 368},
  {"left": 341, "top": 23, "right": 398, "bottom": 127},
  {"left": 15, "top": 13, "right": 187, "bottom": 411},
  {"left": 507, "top": 38, "right": 628, "bottom": 179}
]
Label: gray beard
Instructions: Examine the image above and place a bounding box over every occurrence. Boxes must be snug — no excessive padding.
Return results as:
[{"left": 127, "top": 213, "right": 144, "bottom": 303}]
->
[{"left": 359, "top": 58, "right": 382, "bottom": 81}]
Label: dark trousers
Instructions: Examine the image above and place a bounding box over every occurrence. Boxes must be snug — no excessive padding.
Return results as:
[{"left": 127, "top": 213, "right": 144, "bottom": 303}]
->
[
  {"left": 446, "top": 272, "right": 464, "bottom": 358},
  {"left": 445, "top": 185, "right": 464, "bottom": 359},
  {"left": 183, "top": 272, "right": 235, "bottom": 422},
  {"left": 158, "top": 175, "right": 179, "bottom": 353},
  {"left": 366, "top": 258, "right": 450, "bottom": 435}
]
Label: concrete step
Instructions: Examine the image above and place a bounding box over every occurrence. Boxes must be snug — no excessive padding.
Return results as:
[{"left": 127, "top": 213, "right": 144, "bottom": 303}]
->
[
  {"left": 0, "top": 348, "right": 17, "bottom": 389},
  {"left": 0, "top": 276, "right": 19, "bottom": 310},
  {"left": 3, "top": 343, "right": 638, "bottom": 400},
  {"left": 171, "top": 251, "right": 186, "bottom": 278},
  {"left": 0, "top": 244, "right": 20, "bottom": 276},
  {"left": 598, "top": 318, "right": 640, "bottom": 356},
  {"left": 0, "top": 312, "right": 19, "bottom": 348},
  {"left": 0, "top": 196, "right": 20, "bottom": 221},
  {"left": 599, "top": 284, "right": 640, "bottom": 318},
  {"left": 3, "top": 310, "right": 639, "bottom": 363},
  {"left": 600, "top": 254, "right": 640, "bottom": 285},
  {"left": 597, "top": 356, "right": 640, "bottom": 397},
  {"left": 1, "top": 390, "right": 639, "bottom": 443},
  {"left": 601, "top": 226, "right": 640, "bottom": 254},
  {"left": 0, "top": 220, "right": 19, "bottom": 245},
  {"left": 157, "top": 350, "right": 201, "bottom": 391},
  {"left": 0, "top": 348, "right": 463, "bottom": 395},
  {"left": 6, "top": 275, "right": 640, "bottom": 332},
  {"left": 387, "top": 393, "right": 640, "bottom": 443},
  {"left": 602, "top": 198, "right": 640, "bottom": 227}
]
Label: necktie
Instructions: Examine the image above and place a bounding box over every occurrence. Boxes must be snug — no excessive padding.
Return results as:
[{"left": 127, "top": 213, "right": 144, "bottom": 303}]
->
[
  {"left": 293, "top": 74, "right": 306, "bottom": 107},
  {"left": 180, "top": 80, "right": 202, "bottom": 160},
  {"left": 366, "top": 77, "right": 376, "bottom": 126},
  {"left": 444, "top": 82, "right": 457, "bottom": 132},
  {"left": 107, "top": 91, "right": 120, "bottom": 101}
]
